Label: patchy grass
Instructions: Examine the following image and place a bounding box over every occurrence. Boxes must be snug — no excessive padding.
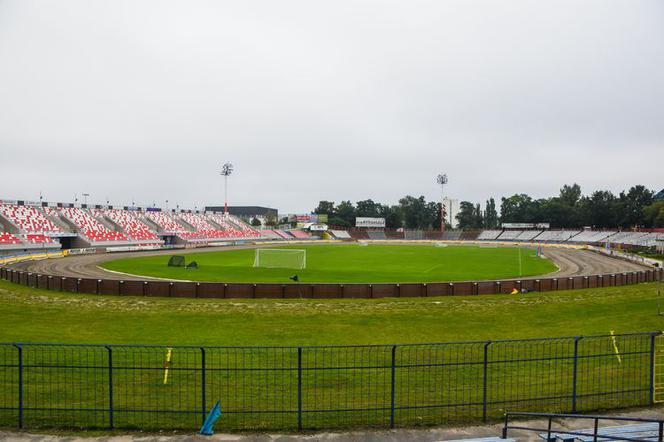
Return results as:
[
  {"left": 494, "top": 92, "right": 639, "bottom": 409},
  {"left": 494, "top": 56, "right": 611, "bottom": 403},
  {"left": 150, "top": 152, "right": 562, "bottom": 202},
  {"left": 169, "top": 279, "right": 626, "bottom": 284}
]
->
[
  {"left": 0, "top": 280, "right": 661, "bottom": 432},
  {"left": 0, "top": 279, "right": 662, "bottom": 346}
]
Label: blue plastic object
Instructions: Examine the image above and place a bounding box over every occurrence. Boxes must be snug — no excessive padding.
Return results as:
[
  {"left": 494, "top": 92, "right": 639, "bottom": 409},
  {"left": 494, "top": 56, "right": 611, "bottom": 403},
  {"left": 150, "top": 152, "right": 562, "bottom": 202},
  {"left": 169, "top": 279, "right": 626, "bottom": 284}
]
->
[{"left": 199, "top": 400, "right": 222, "bottom": 435}]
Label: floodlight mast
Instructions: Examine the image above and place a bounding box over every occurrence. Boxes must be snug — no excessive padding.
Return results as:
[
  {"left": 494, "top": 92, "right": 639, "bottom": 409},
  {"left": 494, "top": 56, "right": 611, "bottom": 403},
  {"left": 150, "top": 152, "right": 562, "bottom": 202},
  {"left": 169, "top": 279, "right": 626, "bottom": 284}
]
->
[
  {"left": 220, "top": 162, "right": 234, "bottom": 215},
  {"left": 436, "top": 174, "right": 448, "bottom": 233}
]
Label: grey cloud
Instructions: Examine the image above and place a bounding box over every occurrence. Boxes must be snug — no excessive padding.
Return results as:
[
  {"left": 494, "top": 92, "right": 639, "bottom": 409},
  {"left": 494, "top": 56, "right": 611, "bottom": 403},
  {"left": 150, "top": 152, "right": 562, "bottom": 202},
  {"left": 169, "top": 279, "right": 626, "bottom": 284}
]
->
[{"left": 1, "top": 0, "right": 662, "bottom": 213}]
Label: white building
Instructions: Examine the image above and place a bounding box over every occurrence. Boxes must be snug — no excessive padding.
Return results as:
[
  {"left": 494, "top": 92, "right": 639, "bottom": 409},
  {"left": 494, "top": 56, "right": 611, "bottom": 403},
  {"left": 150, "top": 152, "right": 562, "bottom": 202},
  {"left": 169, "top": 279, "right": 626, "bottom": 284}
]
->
[{"left": 443, "top": 197, "right": 460, "bottom": 229}]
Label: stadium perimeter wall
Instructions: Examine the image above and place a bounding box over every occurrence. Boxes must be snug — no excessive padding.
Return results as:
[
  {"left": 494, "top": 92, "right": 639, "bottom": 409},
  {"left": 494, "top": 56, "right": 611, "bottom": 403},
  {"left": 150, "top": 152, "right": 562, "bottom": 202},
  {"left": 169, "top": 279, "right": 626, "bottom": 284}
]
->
[{"left": 1, "top": 265, "right": 661, "bottom": 299}]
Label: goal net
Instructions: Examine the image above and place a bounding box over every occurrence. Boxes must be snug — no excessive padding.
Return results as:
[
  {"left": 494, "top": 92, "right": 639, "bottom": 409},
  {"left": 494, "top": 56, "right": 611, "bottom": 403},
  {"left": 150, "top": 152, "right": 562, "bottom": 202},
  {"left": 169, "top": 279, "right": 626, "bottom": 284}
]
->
[{"left": 253, "top": 249, "right": 306, "bottom": 269}]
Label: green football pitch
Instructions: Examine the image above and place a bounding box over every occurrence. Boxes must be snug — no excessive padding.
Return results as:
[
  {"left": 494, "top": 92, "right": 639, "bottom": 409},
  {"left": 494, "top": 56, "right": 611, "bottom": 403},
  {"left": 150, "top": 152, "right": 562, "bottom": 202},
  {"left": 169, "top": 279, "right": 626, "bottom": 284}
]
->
[{"left": 101, "top": 243, "right": 557, "bottom": 283}]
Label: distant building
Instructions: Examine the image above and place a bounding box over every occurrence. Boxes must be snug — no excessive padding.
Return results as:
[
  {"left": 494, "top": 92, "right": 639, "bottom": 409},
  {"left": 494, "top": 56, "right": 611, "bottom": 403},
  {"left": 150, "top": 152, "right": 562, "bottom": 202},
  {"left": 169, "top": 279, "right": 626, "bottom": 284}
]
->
[
  {"left": 443, "top": 197, "right": 460, "bottom": 229},
  {"left": 655, "top": 189, "right": 664, "bottom": 201},
  {"left": 204, "top": 205, "right": 278, "bottom": 223}
]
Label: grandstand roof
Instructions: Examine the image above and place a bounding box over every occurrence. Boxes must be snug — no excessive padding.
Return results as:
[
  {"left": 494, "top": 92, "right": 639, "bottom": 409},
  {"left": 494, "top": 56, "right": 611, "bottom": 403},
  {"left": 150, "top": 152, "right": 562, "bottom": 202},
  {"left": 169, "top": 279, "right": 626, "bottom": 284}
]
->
[
  {"left": 654, "top": 189, "right": 664, "bottom": 201},
  {"left": 204, "top": 206, "right": 278, "bottom": 217}
]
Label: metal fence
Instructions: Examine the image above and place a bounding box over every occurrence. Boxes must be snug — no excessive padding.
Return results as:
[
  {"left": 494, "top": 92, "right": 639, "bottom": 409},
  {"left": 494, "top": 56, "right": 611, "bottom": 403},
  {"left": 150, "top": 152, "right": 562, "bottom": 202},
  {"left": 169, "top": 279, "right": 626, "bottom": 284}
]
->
[{"left": 0, "top": 332, "right": 658, "bottom": 431}]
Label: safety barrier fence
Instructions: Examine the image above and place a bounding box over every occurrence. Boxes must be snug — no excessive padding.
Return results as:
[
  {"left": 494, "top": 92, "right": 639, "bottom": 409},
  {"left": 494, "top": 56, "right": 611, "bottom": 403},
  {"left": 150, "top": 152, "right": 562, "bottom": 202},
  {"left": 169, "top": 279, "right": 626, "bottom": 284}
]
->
[
  {"left": 0, "top": 266, "right": 661, "bottom": 298},
  {"left": 0, "top": 332, "right": 659, "bottom": 431}
]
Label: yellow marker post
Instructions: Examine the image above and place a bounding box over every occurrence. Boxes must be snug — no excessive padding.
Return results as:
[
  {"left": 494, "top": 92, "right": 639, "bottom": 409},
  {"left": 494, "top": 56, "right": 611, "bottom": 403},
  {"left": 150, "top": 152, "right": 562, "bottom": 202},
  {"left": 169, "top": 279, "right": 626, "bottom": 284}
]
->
[
  {"left": 609, "top": 330, "right": 622, "bottom": 364},
  {"left": 163, "top": 348, "right": 173, "bottom": 384}
]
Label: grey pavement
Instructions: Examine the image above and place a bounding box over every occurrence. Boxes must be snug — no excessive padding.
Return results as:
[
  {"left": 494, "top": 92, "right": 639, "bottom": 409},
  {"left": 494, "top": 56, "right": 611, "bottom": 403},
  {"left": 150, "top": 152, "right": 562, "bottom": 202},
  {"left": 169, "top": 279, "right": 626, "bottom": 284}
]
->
[{"left": 2, "top": 408, "right": 663, "bottom": 441}]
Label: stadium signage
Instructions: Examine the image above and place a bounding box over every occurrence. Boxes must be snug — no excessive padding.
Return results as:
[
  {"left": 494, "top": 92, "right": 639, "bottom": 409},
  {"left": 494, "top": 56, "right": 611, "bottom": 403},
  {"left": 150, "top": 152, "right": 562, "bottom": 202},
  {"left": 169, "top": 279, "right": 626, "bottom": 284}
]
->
[
  {"left": 501, "top": 222, "right": 550, "bottom": 229},
  {"left": 356, "top": 217, "right": 386, "bottom": 228},
  {"left": 293, "top": 214, "right": 318, "bottom": 223}
]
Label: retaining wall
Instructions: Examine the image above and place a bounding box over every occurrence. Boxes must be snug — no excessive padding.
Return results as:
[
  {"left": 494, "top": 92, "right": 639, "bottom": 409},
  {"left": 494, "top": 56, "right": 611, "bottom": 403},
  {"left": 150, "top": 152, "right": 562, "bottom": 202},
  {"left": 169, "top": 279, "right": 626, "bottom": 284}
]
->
[{"left": 0, "top": 265, "right": 661, "bottom": 299}]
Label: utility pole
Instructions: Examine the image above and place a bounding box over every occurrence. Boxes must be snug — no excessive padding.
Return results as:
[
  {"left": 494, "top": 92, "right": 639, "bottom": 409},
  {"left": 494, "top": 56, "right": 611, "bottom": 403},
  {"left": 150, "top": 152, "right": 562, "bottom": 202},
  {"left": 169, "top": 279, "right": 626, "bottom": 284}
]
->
[{"left": 221, "top": 162, "right": 234, "bottom": 215}]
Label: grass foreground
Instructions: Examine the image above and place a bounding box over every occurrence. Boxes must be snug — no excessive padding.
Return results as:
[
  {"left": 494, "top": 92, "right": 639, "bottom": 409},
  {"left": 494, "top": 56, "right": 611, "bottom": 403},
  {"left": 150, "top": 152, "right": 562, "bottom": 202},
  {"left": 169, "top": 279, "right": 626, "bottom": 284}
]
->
[
  {"left": 100, "top": 243, "right": 558, "bottom": 283},
  {"left": 0, "top": 279, "right": 662, "bottom": 346},
  {"left": 0, "top": 280, "right": 662, "bottom": 432}
]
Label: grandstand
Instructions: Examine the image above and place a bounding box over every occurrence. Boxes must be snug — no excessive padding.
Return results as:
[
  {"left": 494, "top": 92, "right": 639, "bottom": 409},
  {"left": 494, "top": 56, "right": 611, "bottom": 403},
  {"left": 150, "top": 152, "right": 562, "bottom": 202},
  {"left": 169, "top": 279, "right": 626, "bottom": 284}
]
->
[
  {"left": 329, "top": 230, "right": 352, "bottom": 240},
  {"left": 273, "top": 229, "right": 294, "bottom": 239},
  {"left": 289, "top": 230, "right": 311, "bottom": 239},
  {"left": 404, "top": 230, "right": 424, "bottom": 240},
  {"left": 0, "top": 232, "right": 22, "bottom": 246},
  {"left": 533, "top": 229, "right": 581, "bottom": 242},
  {"left": 176, "top": 212, "right": 229, "bottom": 239},
  {"left": 496, "top": 230, "right": 522, "bottom": 240},
  {"left": 0, "top": 200, "right": 269, "bottom": 254},
  {"left": 477, "top": 230, "right": 502, "bottom": 240},
  {"left": 568, "top": 230, "right": 616, "bottom": 243},
  {"left": 1, "top": 198, "right": 662, "bottom": 256},
  {"left": 514, "top": 230, "right": 543, "bottom": 241},
  {"left": 367, "top": 230, "right": 387, "bottom": 240},
  {"left": 441, "top": 230, "right": 462, "bottom": 240},
  {"left": 207, "top": 213, "right": 261, "bottom": 238},
  {"left": 0, "top": 204, "right": 61, "bottom": 235},
  {"left": 97, "top": 209, "right": 160, "bottom": 242},
  {"left": 58, "top": 207, "right": 129, "bottom": 243},
  {"left": 0, "top": 204, "right": 63, "bottom": 250},
  {"left": 259, "top": 229, "right": 281, "bottom": 239}
]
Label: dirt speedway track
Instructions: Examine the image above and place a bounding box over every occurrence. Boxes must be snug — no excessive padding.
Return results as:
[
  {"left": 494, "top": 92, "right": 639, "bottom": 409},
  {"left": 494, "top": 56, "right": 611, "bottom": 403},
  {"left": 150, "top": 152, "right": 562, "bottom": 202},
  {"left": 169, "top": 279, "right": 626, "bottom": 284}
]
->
[{"left": 8, "top": 244, "right": 651, "bottom": 282}]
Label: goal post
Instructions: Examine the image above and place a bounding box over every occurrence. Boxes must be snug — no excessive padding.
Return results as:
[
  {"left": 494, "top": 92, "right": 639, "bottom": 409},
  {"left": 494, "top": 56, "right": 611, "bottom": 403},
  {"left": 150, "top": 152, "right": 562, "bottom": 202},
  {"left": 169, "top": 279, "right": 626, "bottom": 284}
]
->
[{"left": 253, "top": 249, "right": 306, "bottom": 269}]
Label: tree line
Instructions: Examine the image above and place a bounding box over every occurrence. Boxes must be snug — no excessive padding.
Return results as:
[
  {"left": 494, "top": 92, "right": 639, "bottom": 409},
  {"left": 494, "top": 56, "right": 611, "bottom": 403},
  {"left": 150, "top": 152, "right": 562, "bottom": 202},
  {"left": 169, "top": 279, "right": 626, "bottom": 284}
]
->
[
  {"left": 464, "top": 184, "right": 663, "bottom": 229},
  {"left": 313, "top": 184, "right": 664, "bottom": 230},
  {"left": 314, "top": 197, "right": 442, "bottom": 229}
]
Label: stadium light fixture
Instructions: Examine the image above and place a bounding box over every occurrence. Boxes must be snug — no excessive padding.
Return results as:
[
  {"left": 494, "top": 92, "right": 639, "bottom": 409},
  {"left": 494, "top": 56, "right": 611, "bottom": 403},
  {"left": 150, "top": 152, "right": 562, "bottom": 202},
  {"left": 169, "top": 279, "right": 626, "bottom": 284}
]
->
[
  {"left": 220, "top": 162, "right": 234, "bottom": 214},
  {"left": 82, "top": 193, "right": 90, "bottom": 205},
  {"left": 436, "top": 174, "right": 448, "bottom": 233}
]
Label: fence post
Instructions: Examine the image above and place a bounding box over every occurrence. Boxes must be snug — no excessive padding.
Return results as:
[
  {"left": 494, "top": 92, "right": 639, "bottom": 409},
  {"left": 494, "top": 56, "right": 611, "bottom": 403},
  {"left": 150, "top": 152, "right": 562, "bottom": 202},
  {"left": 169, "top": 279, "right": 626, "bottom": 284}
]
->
[
  {"left": 297, "top": 347, "right": 302, "bottom": 431},
  {"left": 106, "top": 346, "right": 113, "bottom": 429},
  {"left": 572, "top": 336, "right": 582, "bottom": 413},
  {"left": 201, "top": 347, "right": 206, "bottom": 426},
  {"left": 651, "top": 333, "right": 657, "bottom": 406},
  {"left": 390, "top": 345, "right": 397, "bottom": 429},
  {"left": 13, "top": 344, "right": 23, "bottom": 429},
  {"left": 483, "top": 341, "right": 491, "bottom": 423}
]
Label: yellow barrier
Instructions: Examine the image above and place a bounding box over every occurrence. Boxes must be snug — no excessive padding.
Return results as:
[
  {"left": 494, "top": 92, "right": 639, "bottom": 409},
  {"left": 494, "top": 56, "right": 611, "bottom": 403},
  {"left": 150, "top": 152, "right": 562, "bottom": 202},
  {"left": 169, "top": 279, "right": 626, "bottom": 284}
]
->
[{"left": 0, "top": 250, "right": 68, "bottom": 266}]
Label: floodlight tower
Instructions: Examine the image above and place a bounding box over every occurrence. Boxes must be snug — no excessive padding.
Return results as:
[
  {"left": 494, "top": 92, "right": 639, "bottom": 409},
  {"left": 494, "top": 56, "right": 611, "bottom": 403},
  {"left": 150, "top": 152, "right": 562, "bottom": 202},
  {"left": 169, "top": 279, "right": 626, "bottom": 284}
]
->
[
  {"left": 220, "top": 162, "right": 234, "bottom": 215},
  {"left": 436, "top": 174, "right": 448, "bottom": 232}
]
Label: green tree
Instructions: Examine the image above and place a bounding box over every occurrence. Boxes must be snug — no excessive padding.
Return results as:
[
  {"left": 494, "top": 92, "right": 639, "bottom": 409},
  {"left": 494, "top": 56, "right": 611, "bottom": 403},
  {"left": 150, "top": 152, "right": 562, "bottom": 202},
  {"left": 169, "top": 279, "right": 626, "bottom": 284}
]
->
[
  {"left": 619, "top": 185, "right": 654, "bottom": 228},
  {"left": 484, "top": 198, "right": 498, "bottom": 228},
  {"left": 334, "top": 200, "right": 356, "bottom": 226},
  {"left": 427, "top": 201, "right": 442, "bottom": 230},
  {"left": 399, "top": 195, "right": 429, "bottom": 229},
  {"left": 538, "top": 198, "right": 576, "bottom": 228},
  {"left": 643, "top": 201, "right": 664, "bottom": 227},
  {"left": 379, "top": 205, "right": 403, "bottom": 228},
  {"left": 328, "top": 217, "right": 351, "bottom": 228},
  {"left": 314, "top": 201, "right": 335, "bottom": 216},
  {"left": 263, "top": 214, "right": 278, "bottom": 227},
  {"left": 355, "top": 199, "right": 381, "bottom": 217},
  {"left": 456, "top": 201, "right": 476, "bottom": 229},
  {"left": 559, "top": 183, "right": 582, "bottom": 207},
  {"left": 657, "top": 209, "right": 664, "bottom": 228},
  {"left": 500, "top": 194, "right": 535, "bottom": 223},
  {"left": 473, "top": 203, "right": 484, "bottom": 228},
  {"left": 579, "top": 191, "right": 619, "bottom": 228},
  {"left": 250, "top": 217, "right": 261, "bottom": 227}
]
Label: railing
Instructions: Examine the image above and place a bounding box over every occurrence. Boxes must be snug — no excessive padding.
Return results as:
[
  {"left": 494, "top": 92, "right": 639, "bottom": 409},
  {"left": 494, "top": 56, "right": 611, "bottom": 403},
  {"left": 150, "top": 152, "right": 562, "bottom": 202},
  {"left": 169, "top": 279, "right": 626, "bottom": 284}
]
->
[
  {"left": 0, "top": 332, "right": 658, "bottom": 431},
  {"left": 502, "top": 412, "right": 664, "bottom": 441}
]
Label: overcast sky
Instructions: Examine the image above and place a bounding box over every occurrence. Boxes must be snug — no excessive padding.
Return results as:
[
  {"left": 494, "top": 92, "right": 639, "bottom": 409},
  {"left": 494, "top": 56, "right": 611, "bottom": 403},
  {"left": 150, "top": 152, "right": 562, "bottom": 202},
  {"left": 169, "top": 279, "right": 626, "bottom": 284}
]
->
[{"left": 0, "top": 1, "right": 662, "bottom": 213}]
